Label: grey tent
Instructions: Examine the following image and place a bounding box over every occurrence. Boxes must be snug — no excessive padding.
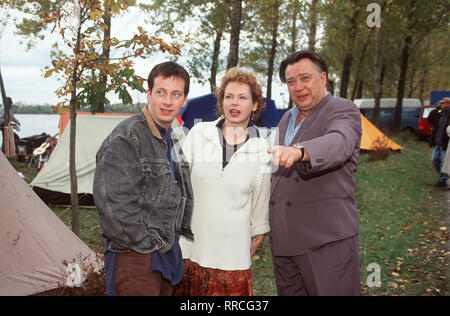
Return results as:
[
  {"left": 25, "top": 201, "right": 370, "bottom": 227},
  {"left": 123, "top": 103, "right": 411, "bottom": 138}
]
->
[
  {"left": 0, "top": 152, "right": 99, "bottom": 296},
  {"left": 30, "top": 112, "right": 185, "bottom": 205}
]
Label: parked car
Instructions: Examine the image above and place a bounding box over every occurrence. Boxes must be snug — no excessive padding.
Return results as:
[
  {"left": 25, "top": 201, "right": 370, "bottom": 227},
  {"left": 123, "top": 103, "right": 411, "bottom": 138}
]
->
[
  {"left": 417, "top": 104, "right": 438, "bottom": 140},
  {"left": 354, "top": 98, "right": 422, "bottom": 134}
]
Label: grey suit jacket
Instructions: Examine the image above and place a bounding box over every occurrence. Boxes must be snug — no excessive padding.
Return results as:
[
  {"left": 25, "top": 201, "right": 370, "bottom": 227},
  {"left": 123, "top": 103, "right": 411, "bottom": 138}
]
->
[{"left": 269, "top": 93, "right": 362, "bottom": 256}]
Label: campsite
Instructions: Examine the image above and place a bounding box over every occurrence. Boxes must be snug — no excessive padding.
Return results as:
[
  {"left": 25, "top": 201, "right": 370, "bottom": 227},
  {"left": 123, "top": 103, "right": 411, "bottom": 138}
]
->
[{"left": 2, "top": 100, "right": 449, "bottom": 296}]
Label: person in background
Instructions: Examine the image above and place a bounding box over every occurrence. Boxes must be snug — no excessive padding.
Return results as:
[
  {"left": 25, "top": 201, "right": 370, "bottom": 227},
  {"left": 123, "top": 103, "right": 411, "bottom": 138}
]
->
[
  {"left": 174, "top": 67, "right": 271, "bottom": 296},
  {"left": 268, "top": 50, "right": 362, "bottom": 296},
  {"left": 433, "top": 98, "right": 450, "bottom": 187},
  {"left": 0, "top": 97, "right": 20, "bottom": 153},
  {"left": 93, "top": 62, "right": 194, "bottom": 296},
  {"left": 428, "top": 97, "right": 450, "bottom": 187}
]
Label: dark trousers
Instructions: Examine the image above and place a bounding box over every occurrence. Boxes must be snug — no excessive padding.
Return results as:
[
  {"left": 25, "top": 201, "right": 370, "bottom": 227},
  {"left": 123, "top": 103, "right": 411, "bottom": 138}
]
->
[
  {"left": 114, "top": 251, "right": 173, "bottom": 296},
  {"left": 272, "top": 235, "right": 361, "bottom": 296}
]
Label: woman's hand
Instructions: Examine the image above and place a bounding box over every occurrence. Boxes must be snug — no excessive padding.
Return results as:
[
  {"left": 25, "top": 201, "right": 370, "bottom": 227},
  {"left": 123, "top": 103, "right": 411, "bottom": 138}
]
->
[{"left": 251, "top": 234, "right": 265, "bottom": 257}]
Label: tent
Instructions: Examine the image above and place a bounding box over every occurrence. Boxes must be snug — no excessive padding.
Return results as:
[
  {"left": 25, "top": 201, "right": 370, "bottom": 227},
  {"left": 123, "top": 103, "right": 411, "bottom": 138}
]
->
[
  {"left": 177, "top": 93, "right": 402, "bottom": 151},
  {"left": 180, "top": 94, "right": 219, "bottom": 130},
  {"left": 31, "top": 111, "right": 185, "bottom": 206},
  {"left": 360, "top": 114, "right": 403, "bottom": 151},
  {"left": 0, "top": 152, "right": 98, "bottom": 296},
  {"left": 180, "top": 93, "right": 287, "bottom": 130}
]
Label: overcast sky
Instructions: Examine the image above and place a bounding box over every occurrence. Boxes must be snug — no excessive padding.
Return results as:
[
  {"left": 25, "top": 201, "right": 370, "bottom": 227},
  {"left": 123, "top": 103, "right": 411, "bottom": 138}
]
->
[
  {"left": 0, "top": 6, "right": 289, "bottom": 108},
  {"left": 0, "top": 8, "right": 199, "bottom": 106}
]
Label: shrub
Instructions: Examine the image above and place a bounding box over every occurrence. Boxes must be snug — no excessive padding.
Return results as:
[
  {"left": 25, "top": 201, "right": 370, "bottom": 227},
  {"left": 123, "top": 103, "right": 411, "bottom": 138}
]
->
[{"left": 368, "top": 136, "right": 390, "bottom": 161}]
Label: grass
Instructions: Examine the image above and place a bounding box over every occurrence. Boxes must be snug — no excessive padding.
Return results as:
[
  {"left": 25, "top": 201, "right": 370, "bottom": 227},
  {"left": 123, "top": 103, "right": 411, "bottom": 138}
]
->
[
  {"left": 7, "top": 132, "right": 449, "bottom": 296},
  {"left": 354, "top": 133, "right": 448, "bottom": 296}
]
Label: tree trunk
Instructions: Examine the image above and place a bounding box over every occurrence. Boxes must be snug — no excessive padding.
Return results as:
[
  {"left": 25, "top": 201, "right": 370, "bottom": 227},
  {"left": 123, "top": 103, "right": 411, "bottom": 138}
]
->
[
  {"left": 266, "top": 0, "right": 280, "bottom": 99},
  {"left": 407, "top": 66, "right": 417, "bottom": 98},
  {"left": 0, "top": 68, "right": 8, "bottom": 121},
  {"left": 373, "top": 27, "right": 383, "bottom": 127},
  {"left": 393, "top": 35, "right": 412, "bottom": 133},
  {"left": 393, "top": 0, "right": 416, "bottom": 132},
  {"left": 227, "top": 0, "right": 242, "bottom": 69},
  {"left": 418, "top": 68, "right": 428, "bottom": 105},
  {"left": 327, "top": 79, "right": 335, "bottom": 96},
  {"left": 210, "top": 29, "right": 223, "bottom": 93},
  {"left": 339, "top": 0, "right": 359, "bottom": 99},
  {"left": 69, "top": 14, "right": 83, "bottom": 237},
  {"left": 288, "top": 3, "right": 300, "bottom": 109},
  {"left": 308, "top": 0, "right": 319, "bottom": 51},
  {"left": 97, "top": 4, "right": 111, "bottom": 113},
  {"left": 351, "top": 30, "right": 373, "bottom": 101},
  {"left": 356, "top": 80, "right": 363, "bottom": 99}
]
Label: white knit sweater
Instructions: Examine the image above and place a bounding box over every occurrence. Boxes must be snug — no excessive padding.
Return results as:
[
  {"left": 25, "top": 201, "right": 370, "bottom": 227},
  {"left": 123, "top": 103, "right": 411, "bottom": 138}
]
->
[{"left": 179, "top": 120, "right": 271, "bottom": 270}]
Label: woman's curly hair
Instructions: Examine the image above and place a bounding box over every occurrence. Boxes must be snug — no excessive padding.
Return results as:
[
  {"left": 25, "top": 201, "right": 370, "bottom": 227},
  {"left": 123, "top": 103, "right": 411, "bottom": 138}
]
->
[{"left": 216, "top": 67, "right": 266, "bottom": 120}]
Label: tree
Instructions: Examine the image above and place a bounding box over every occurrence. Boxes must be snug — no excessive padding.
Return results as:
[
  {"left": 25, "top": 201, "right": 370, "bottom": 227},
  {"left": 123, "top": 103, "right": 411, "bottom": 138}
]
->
[
  {"left": 391, "top": 0, "right": 448, "bottom": 132},
  {"left": 265, "top": 0, "right": 282, "bottom": 99},
  {"left": 307, "top": 0, "right": 319, "bottom": 51},
  {"left": 339, "top": 0, "right": 360, "bottom": 99},
  {"left": 371, "top": 0, "right": 387, "bottom": 127},
  {"left": 95, "top": 1, "right": 111, "bottom": 113},
  {"left": 141, "top": 0, "right": 230, "bottom": 92},
  {"left": 15, "top": 0, "right": 181, "bottom": 235},
  {"left": 240, "top": 0, "right": 282, "bottom": 99},
  {"left": 227, "top": 0, "right": 243, "bottom": 69}
]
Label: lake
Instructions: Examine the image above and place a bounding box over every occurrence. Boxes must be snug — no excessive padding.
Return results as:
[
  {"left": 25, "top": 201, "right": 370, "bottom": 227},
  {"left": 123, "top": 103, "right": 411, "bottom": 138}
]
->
[
  {"left": 14, "top": 114, "right": 60, "bottom": 138},
  {"left": 0, "top": 114, "right": 60, "bottom": 146}
]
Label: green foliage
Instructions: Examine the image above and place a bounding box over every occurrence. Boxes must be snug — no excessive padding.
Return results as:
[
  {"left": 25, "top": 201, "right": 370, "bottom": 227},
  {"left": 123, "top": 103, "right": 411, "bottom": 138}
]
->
[
  {"left": 12, "top": 104, "right": 56, "bottom": 114},
  {"left": 141, "top": 0, "right": 231, "bottom": 90},
  {"left": 320, "top": 0, "right": 449, "bottom": 99},
  {"left": 11, "top": 0, "right": 181, "bottom": 113}
]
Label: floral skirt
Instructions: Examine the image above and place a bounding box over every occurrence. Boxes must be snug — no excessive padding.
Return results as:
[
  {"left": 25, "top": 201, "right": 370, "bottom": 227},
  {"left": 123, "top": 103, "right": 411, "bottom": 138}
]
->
[{"left": 173, "top": 259, "right": 252, "bottom": 296}]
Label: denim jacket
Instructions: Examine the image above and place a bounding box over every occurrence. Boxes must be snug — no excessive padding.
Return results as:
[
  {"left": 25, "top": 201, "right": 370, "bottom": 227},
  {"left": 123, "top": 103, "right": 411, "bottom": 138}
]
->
[{"left": 93, "top": 107, "right": 194, "bottom": 254}]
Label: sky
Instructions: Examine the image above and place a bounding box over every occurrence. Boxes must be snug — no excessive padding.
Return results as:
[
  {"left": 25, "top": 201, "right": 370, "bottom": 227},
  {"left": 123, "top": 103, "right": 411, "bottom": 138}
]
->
[{"left": 0, "top": 6, "right": 289, "bottom": 108}]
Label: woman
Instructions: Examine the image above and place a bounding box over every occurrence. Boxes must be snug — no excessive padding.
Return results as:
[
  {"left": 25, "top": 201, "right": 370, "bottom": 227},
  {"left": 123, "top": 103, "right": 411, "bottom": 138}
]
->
[{"left": 174, "top": 68, "right": 271, "bottom": 296}]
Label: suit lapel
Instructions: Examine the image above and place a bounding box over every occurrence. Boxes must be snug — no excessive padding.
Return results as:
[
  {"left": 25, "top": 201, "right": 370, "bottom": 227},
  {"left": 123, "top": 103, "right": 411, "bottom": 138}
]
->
[
  {"left": 270, "top": 112, "right": 291, "bottom": 196},
  {"left": 270, "top": 94, "right": 333, "bottom": 196}
]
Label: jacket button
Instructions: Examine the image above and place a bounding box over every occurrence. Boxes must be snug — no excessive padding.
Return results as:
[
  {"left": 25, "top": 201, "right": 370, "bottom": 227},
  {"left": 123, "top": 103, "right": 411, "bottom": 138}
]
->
[
  {"left": 294, "top": 178, "right": 300, "bottom": 183},
  {"left": 287, "top": 202, "right": 292, "bottom": 206},
  {"left": 270, "top": 201, "right": 276, "bottom": 206}
]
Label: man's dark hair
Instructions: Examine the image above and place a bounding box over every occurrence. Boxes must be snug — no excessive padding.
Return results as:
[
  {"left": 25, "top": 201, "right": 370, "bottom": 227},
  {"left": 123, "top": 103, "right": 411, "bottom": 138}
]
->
[
  {"left": 147, "top": 61, "right": 190, "bottom": 96},
  {"left": 279, "top": 50, "right": 328, "bottom": 83}
]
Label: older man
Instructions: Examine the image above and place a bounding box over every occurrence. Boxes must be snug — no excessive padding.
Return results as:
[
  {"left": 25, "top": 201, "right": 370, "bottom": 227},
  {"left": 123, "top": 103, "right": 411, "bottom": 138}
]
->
[{"left": 268, "top": 50, "right": 362, "bottom": 296}]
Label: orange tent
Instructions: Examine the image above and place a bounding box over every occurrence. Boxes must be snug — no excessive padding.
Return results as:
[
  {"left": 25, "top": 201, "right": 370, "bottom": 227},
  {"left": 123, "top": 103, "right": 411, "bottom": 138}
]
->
[
  {"left": 58, "top": 111, "right": 183, "bottom": 137},
  {"left": 360, "top": 114, "right": 403, "bottom": 151},
  {"left": 58, "top": 112, "right": 133, "bottom": 137}
]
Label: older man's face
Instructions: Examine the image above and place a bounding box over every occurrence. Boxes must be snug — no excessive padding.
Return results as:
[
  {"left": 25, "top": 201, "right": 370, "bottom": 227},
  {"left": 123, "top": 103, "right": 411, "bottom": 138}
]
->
[{"left": 285, "top": 58, "right": 327, "bottom": 115}]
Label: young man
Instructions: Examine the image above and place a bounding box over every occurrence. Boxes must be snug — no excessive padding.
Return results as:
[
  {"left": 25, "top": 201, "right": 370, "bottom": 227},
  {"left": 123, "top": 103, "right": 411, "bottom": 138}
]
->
[
  {"left": 268, "top": 50, "right": 362, "bottom": 296},
  {"left": 93, "top": 62, "right": 194, "bottom": 296}
]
